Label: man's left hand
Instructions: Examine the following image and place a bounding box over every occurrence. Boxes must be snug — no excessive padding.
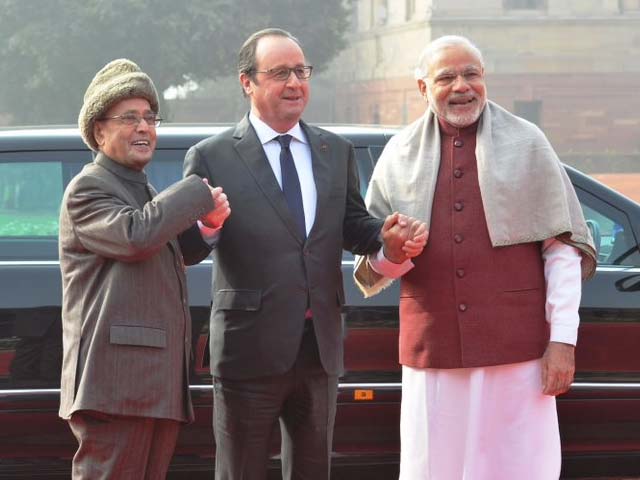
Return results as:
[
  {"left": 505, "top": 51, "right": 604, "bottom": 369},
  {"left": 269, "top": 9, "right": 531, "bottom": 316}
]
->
[{"left": 541, "top": 341, "right": 575, "bottom": 396}]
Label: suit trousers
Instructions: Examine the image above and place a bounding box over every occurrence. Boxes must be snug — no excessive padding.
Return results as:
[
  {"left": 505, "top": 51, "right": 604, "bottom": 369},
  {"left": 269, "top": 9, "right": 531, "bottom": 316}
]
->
[
  {"left": 68, "top": 410, "right": 180, "bottom": 480},
  {"left": 212, "top": 321, "right": 338, "bottom": 480}
]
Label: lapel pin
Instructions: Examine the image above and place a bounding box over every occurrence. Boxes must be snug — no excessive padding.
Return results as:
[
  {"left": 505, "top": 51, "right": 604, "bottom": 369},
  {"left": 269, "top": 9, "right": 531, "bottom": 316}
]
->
[{"left": 320, "top": 144, "right": 328, "bottom": 152}]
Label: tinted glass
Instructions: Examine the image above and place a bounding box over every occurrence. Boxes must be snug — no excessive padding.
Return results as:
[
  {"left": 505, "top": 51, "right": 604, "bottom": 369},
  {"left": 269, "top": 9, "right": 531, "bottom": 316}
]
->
[
  {"left": 144, "top": 155, "right": 183, "bottom": 192},
  {"left": 353, "top": 147, "right": 376, "bottom": 198},
  {"left": 579, "top": 189, "right": 640, "bottom": 267},
  {"left": 0, "top": 161, "right": 63, "bottom": 237}
]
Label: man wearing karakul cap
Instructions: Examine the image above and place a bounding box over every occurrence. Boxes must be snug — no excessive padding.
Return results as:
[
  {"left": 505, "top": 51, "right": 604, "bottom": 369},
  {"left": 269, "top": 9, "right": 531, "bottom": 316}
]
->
[{"left": 58, "top": 58, "right": 230, "bottom": 479}]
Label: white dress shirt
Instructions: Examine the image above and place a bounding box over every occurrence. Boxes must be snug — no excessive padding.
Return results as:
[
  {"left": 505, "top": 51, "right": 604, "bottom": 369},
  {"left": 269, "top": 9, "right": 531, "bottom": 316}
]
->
[{"left": 249, "top": 112, "right": 317, "bottom": 236}]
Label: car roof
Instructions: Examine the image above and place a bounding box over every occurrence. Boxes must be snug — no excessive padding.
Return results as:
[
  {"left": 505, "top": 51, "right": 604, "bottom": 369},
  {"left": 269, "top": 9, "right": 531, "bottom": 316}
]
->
[{"left": 0, "top": 124, "right": 399, "bottom": 151}]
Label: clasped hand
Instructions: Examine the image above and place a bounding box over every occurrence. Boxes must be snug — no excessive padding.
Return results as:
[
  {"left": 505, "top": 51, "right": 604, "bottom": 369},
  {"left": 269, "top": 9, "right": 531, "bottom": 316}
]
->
[
  {"left": 382, "top": 212, "right": 428, "bottom": 263},
  {"left": 200, "top": 178, "right": 231, "bottom": 229}
]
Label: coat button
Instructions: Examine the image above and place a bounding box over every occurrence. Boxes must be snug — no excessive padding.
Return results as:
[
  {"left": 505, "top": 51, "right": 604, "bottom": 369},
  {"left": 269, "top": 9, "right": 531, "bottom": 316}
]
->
[
  {"left": 454, "top": 139, "right": 464, "bottom": 147},
  {"left": 454, "top": 234, "right": 464, "bottom": 243},
  {"left": 453, "top": 169, "right": 463, "bottom": 178},
  {"left": 459, "top": 303, "right": 468, "bottom": 312},
  {"left": 454, "top": 202, "right": 464, "bottom": 212},
  {"left": 456, "top": 269, "right": 465, "bottom": 278}
]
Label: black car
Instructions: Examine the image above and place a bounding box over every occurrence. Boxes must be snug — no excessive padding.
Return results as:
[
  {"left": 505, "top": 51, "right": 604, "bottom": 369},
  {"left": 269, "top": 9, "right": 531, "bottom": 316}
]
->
[{"left": 0, "top": 125, "right": 639, "bottom": 478}]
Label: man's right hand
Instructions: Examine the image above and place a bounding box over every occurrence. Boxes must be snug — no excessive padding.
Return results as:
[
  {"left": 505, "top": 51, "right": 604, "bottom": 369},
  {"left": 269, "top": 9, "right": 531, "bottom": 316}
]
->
[{"left": 201, "top": 179, "right": 231, "bottom": 229}]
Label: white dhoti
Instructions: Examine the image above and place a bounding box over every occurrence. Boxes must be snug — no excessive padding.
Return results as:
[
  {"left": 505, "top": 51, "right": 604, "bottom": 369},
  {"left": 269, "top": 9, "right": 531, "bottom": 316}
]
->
[{"left": 399, "top": 359, "right": 560, "bottom": 480}]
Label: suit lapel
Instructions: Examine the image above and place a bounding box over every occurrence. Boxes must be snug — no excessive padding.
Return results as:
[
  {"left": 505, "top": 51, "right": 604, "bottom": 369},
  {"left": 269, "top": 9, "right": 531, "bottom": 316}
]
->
[
  {"left": 233, "top": 115, "right": 305, "bottom": 244},
  {"left": 302, "top": 121, "right": 332, "bottom": 240}
]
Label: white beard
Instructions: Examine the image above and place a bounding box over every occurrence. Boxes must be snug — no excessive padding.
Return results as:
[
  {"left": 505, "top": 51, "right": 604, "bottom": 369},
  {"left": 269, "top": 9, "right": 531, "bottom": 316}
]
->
[{"left": 428, "top": 92, "right": 486, "bottom": 128}]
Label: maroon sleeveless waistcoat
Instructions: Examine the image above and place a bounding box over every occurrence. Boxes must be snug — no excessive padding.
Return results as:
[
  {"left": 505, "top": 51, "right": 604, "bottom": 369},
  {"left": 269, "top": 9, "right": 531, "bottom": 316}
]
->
[{"left": 399, "top": 119, "right": 549, "bottom": 369}]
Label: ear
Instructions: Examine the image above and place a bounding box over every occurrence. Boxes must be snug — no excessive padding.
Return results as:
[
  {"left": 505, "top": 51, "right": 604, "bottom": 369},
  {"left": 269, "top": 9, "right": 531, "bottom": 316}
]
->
[
  {"left": 93, "top": 122, "right": 106, "bottom": 148},
  {"left": 417, "top": 79, "right": 428, "bottom": 100},
  {"left": 239, "top": 72, "right": 253, "bottom": 96}
]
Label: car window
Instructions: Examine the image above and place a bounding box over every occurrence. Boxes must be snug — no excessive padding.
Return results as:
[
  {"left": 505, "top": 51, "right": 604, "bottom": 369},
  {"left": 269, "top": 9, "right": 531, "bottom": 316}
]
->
[
  {"left": 0, "top": 160, "right": 63, "bottom": 237},
  {"left": 144, "top": 153, "right": 184, "bottom": 192},
  {"left": 353, "top": 147, "right": 376, "bottom": 198},
  {"left": 578, "top": 188, "right": 640, "bottom": 267}
]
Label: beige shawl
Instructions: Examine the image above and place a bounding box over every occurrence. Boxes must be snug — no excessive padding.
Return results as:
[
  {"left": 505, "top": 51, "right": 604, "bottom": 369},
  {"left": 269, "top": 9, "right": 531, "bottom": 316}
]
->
[{"left": 355, "top": 100, "right": 596, "bottom": 297}]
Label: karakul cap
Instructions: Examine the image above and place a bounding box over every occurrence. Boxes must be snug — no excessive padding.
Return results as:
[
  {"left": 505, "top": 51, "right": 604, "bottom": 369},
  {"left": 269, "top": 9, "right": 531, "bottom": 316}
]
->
[{"left": 78, "top": 58, "right": 159, "bottom": 151}]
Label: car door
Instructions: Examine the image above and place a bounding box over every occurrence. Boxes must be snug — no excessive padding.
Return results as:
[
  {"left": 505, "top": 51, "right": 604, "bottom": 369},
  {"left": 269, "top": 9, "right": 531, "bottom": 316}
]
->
[
  {"left": 559, "top": 167, "right": 640, "bottom": 476},
  {"left": 0, "top": 148, "right": 88, "bottom": 476}
]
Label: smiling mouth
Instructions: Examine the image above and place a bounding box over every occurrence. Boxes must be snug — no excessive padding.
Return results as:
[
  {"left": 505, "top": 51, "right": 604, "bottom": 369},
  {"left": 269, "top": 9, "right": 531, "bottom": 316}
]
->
[
  {"left": 132, "top": 140, "right": 150, "bottom": 147},
  {"left": 449, "top": 97, "right": 476, "bottom": 106}
]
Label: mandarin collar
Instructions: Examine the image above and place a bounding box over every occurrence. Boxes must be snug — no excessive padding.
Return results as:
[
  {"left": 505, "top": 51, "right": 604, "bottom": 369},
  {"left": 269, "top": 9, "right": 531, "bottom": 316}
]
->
[
  {"left": 95, "top": 152, "right": 148, "bottom": 184},
  {"left": 438, "top": 116, "right": 480, "bottom": 137}
]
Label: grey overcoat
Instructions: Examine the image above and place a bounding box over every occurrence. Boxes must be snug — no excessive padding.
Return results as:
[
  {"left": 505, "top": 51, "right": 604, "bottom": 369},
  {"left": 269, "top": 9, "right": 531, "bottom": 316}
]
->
[{"left": 58, "top": 153, "right": 213, "bottom": 422}]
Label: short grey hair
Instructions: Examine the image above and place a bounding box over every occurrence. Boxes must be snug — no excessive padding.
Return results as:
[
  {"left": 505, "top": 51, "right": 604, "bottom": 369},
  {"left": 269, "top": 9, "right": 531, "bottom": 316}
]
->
[
  {"left": 237, "top": 28, "right": 302, "bottom": 78},
  {"left": 414, "top": 35, "right": 484, "bottom": 80}
]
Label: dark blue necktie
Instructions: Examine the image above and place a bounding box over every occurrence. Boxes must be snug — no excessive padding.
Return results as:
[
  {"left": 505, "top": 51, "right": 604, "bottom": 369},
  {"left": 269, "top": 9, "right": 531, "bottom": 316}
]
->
[{"left": 277, "top": 134, "right": 306, "bottom": 239}]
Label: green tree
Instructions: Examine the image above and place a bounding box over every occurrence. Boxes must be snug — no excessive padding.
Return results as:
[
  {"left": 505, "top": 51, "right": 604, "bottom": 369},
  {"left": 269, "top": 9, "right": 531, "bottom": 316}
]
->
[{"left": 0, "top": 0, "right": 350, "bottom": 125}]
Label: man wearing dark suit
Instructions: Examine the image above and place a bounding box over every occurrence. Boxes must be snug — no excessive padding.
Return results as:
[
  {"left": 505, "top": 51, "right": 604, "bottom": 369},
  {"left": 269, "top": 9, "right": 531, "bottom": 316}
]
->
[
  {"left": 59, "top": 58, "right": 230, "bottom": 479},
  {"left": 183, "top": 28, "right": 426, "bottom": 480}
]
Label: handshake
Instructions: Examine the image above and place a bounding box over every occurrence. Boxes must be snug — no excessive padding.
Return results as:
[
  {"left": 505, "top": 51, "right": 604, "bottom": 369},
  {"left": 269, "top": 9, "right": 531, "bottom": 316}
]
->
[{"left": 381, "top": 213, "right": 428, "bottom": 263}]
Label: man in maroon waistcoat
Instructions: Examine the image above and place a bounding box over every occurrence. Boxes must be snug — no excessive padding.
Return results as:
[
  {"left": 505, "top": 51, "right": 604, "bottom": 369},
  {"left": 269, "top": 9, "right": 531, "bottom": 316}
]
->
[{"left": 354, "top": 35, "right": 596, "bottom": 479}]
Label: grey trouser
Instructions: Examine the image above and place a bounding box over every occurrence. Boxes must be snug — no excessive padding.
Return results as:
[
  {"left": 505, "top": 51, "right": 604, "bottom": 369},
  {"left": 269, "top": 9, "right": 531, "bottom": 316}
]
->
[
  {"left": 68, "top": 410, "right": 180, "bottom": 480},
  {"left": 213, "top": 323, "right": 338, "bottom": 480}
]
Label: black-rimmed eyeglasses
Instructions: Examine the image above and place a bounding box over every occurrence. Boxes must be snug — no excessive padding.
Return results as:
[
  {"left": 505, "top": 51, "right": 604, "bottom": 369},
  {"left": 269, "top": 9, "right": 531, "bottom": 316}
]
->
[
  {"left": 252, "top": 66, "right": 313, "bottom": 81},
  {"left": 98, "top": 113, "right": 163, "bottom": 128}
]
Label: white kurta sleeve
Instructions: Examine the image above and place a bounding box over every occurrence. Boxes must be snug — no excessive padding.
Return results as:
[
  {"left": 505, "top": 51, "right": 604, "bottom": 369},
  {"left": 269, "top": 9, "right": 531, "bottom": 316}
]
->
[{"left": 542, "top": 238, "right": 583, "bottom": 345}]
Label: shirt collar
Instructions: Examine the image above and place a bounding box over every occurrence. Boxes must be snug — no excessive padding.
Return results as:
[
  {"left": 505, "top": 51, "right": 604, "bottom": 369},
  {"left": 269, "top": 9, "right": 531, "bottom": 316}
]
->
[{"left": 249, "top": 112, "right": 307, "bottom": 145}]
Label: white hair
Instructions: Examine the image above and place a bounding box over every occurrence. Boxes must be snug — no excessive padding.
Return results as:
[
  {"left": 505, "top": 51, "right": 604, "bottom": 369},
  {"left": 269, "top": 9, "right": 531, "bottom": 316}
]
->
[{"left": 414, "top": 35, "right": 484, "bottom": 80}]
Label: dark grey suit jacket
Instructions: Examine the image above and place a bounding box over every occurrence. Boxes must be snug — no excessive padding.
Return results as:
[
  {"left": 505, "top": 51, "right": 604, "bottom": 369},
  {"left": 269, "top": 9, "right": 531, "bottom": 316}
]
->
[
  {"left": 184, "top": 116, "right": 382, "bottom": 379},
  {"left": 59, "top": 154, "right": 214, "bottom": 421}
]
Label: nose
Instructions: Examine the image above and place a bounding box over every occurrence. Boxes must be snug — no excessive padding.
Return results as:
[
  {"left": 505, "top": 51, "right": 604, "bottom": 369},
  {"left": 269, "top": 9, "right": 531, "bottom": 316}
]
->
[
  {"left": 452, "top": 75, "right": 470, "bottom": 92},
  {"left": 136, "top": 117, "right": 151, "bottom": 132},
  {"left": 285, "top": 70, "right": 302, "bottom": 86}
]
